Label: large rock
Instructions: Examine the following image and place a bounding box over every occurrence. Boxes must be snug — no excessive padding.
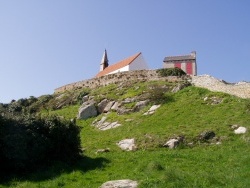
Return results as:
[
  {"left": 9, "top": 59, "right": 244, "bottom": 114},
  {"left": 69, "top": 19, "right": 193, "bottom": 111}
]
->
[
  {"left": 78, "top": 102, "right": 97, "bottom": 120},
  {"left": 98, "top": 99, "right": 109, "bottom": 113},
  {"left": 103, "top": 101, "right": 115, "bottom": 113},
  {"left": 111, "top": 102, "right": 119, "bottom": 111},
  {"left": 117, "top": 138, "right": 136, "bottom": 151},
  {"left": 234, "top": 126, "right": 247, "bottom": 134},
  {"left": 100, "top": 179, "right": 138, "bottom": 188}
]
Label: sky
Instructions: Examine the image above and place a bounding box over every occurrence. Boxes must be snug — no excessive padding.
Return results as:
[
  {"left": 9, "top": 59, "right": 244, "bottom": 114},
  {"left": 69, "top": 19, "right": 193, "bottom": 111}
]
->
[{"left": 0, "top": 1, "right": 250, "bottom": 103}]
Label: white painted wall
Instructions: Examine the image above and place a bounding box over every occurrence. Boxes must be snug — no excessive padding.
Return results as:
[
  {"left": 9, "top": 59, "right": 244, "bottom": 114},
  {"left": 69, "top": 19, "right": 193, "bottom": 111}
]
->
[
  {"left": 163, "top": 63, "right": 174, "bottom": 68},
  {"left": 107, "top": 54, "right": 148, "bottom": 75},
  {"left": 108, "top": 65, "right": 129, "bottom": 75},
  {"left": 129, "top": 54, "right": 148, "bottom": 70}
]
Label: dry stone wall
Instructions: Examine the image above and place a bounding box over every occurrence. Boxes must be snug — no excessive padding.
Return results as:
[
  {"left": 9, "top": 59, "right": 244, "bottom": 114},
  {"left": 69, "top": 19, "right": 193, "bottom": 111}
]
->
[
  {"left": 54, "top": 70, "right": 185, "bottom": 93},
  {"left": 192, "top": 75, "right": 250, "bottom": 99},
  {"left": 54, "top": 70, "right": 250, "bottom": 99}
]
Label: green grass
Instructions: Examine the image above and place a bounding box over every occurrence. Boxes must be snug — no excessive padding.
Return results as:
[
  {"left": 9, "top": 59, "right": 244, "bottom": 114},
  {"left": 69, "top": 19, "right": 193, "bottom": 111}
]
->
[{"left": 1, "top": 84, "right": 250, "bottom": 188}]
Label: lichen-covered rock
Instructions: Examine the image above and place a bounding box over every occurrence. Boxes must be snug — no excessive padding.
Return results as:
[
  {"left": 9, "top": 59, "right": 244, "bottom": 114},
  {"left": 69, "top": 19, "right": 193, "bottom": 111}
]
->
[
  {"left": 117, "top": 138, "right": 136, "bottom": 151},
  {"left": 78, "top": 102, "right": 97, "bottom": 120}
]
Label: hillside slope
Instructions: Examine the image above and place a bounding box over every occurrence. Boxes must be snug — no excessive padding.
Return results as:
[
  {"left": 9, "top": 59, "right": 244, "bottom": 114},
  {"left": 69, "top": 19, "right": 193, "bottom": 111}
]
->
[{"left": 1, "top": 80, "right": 250, "bottom": 188}]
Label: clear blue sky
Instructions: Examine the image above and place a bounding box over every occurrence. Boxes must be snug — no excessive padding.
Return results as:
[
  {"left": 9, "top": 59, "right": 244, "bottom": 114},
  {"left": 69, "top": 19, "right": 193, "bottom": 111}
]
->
[{"left": 1, "top": 1, "right": 250, "bottom": 103}]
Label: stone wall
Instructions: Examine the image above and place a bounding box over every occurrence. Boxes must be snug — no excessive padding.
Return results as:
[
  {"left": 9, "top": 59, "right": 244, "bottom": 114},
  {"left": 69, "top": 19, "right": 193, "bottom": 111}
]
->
[
  {"left": 191, "top": 75, "right": 250, "bottom": 99},
  {"left": 54, "top": 70, "right": 185, "bottom": 93},
  {"left": 55, "top": 70, "right": 250, "bottom": 99}
]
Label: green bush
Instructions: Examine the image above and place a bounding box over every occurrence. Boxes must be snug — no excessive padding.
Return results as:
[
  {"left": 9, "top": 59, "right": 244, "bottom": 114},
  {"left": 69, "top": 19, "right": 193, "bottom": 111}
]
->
[
  {"left": 0, "top": 115, "right": 81, "bottom": 173},
  {"left": 157, "top": 68, "right": 186, "bottom": 77},
  {"left": 148, "top": 85, "right": 173, "bottom": 104}
]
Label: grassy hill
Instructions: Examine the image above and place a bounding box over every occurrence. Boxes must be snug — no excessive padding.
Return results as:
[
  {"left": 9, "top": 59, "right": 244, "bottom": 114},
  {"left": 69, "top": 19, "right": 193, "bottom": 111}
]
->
[{"left": 0, "top": 80, "right": 250, "bottom": 188}]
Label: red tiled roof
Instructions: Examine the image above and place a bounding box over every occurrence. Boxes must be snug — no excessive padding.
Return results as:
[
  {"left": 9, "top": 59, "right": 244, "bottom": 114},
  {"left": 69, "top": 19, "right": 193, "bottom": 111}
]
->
[{"left": 96, "top": 52, "right": 141, "bottom": 77}]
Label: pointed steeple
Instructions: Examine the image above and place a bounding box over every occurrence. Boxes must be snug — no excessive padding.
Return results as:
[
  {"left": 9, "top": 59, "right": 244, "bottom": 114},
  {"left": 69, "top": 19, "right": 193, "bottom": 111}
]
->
[{"left": 100, "top": 49, "right": 109, "bottom": 72}]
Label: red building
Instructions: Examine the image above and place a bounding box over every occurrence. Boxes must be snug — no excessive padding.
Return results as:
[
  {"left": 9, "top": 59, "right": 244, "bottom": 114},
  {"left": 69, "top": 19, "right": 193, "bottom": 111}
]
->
[{"left": 163, "top": 51, "right": 197, "bottom": 75}]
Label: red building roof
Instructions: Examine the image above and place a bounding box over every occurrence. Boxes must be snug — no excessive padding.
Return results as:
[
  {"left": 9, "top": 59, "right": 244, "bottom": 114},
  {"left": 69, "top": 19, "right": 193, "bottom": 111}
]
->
[{"left": 96, "top": 52, "right": 141, "bottom": 77}]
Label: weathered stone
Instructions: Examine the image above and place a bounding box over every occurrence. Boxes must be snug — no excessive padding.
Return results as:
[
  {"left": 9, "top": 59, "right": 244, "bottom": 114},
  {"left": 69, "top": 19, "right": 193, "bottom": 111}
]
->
[
  {"left": 171, "top": 83, "right": 190, "bottom": 93},
  {"left": 191, "top": 74, "right": 250, "bottom": 99},
  {"left": 111, "top": 102, "right": 119, "bottom": 111},
  {"left": 93, "top": 117, "right": 122, "bottom": 130},
  {"left": 103, "top": 101, "right": 115, "bottom": 113},
  {"left": 234, "top": 126, "right": 247, "bottom": 134},
  {"left": 117, "top": 138, "right": 136, "bottom": 151},
  {"left": 82, "top": 95, "right": 89, "bottom": 103},
  {"left": 95, "top": 116, "right": 107, "bottom": 126},
  {"left": 199, "top": 131, "right": 216, "bottom": 140},
  {"left": 117, "top": 108, "right": 133, "bottom": 115},
  {"left": 97, "top": 99, "right": 109, "bottom": 113},
  {"left": 100, "top": 179, "right": 138, "bottom": 188},
  {"left": 99, "top": 122, "right": 122, "bottom": 131},
  {"left": 163, "top": 138, "right": 179, "bottom": 149},
  {"left": 134, "top": 100, "right": 149, "bottom": 111},
  {"left": 149, "top": 104, "right": 161, "bottom": 112},
  {"left": 143, "top": 104, "right": 161, "bottom": 115},
  {"left": 78, "top": 102, "right": 97, "bottom": 120},
  {"left": 123, "top": 98, "right": 136, "bottom": 104},
  {"left": 163, "top": 136, "right": 184, "bottom": 149}
]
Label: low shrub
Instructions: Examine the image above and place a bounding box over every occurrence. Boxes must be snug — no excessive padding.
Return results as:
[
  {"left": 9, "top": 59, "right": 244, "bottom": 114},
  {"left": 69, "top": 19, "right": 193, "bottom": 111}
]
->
[
  {"left": 0, "top": 115, "right": 81, "bottom": 174},
  {"left": 157, "top": 68, "right": 186, "bottom": 77}
]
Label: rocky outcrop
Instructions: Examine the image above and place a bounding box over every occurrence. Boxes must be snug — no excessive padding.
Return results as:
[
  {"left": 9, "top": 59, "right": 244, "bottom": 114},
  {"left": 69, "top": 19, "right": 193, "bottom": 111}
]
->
[
  {"left": 171, "top": 82, "right": 191, "bottom": 93},
  {"left": 97, "top": 99, "right": 109, "bottom": 113},
  {"left": 78, "top": 101, "right": 97, "bottom": 120},
  {"left": 100, "top": 179, "right": 138, "bottom": 188},
  {"left": 103, "top": 101, "right": 115, "bottom": 113},
  {"left": 192, "top": 75, "right": 250, "bottom": 99},
  {"left": 134, "top": 100, "right": 149, "bottom": 111},
  {"left": 92, "top": 116, "right": 122, "bottom": 130}
]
